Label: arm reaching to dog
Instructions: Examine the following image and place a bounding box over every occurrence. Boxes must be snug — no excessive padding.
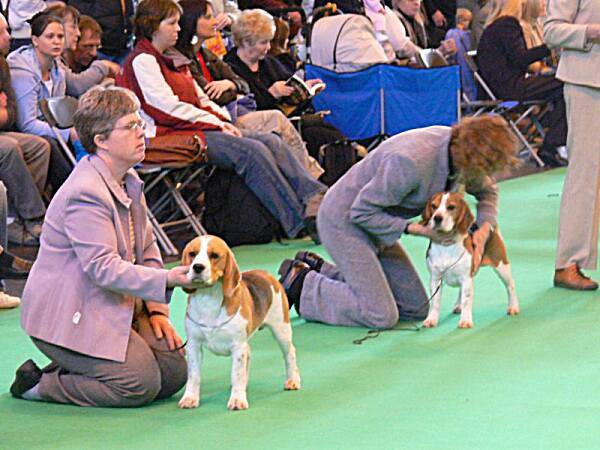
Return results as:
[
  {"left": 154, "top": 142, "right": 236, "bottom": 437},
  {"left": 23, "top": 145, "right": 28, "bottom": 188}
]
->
[
  {"left": 405, "top": 222, "right": 457, "bottom": 245},
  {"left": 471, "top": 222, "right": 492, "bottom": 275}
]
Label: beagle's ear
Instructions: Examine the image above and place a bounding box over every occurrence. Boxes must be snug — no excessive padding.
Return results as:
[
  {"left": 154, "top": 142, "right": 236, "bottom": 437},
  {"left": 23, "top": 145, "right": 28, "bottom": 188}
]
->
[
  {"left": 455, "top": 198, "right": 475, "bottom": 235},
  {"left": 222, "top": 248, "right": 241, "bottom": 298},
  {"left": 420, "top": 193, "right": 439, "bottom": 225}
]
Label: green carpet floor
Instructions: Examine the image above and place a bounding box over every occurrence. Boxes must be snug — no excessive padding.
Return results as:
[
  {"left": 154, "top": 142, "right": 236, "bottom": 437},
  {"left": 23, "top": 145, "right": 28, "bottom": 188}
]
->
[{"left": 2, "top": 167, "right": 600, "bottom": 450}]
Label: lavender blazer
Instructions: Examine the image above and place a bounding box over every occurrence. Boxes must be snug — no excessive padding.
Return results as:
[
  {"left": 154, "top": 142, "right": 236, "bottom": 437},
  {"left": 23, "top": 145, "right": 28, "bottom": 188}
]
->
[{"left": 21, "top": 155, "right": 172, "bottom": 363}]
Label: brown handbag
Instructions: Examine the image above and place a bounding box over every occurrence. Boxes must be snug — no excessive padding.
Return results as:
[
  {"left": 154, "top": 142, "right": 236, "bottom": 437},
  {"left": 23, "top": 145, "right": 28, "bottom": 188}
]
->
[{"left": 144, "top": 134, "right": 208, "bottom": 168}]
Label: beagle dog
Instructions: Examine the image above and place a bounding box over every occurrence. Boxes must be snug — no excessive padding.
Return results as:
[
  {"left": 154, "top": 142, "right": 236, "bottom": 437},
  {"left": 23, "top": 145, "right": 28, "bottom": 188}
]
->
[
  {"left": 178, "top": 235, "right": 301, "bottom": 411},
  {"left": 420, "top": 192, "right": 519, "bottom": 329}
]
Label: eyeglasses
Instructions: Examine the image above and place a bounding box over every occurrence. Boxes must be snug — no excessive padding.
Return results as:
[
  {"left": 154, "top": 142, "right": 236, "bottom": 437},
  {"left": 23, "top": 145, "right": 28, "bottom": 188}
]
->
[{"left": 113, "top": 120, "right": 146, "bottom": 133}]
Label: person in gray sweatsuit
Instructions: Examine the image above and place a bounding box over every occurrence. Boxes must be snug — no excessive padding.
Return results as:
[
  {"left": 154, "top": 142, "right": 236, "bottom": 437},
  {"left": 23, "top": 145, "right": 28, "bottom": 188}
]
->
[{"left": 280, "top": 115, "right": 519, "bottom": 329}]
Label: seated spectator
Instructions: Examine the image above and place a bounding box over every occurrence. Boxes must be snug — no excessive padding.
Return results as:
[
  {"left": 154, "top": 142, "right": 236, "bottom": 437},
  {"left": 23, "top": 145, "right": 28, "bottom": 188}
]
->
[
  {"left": 0, "top": 12, "right": 49, "bottom": 246},
  {"left": 520, "top": 0, "right": 555, "bottom": 74},
  {"left": 118, "top": 0, "right": 327, "bottom": 242},
  {"left": 445, "top": 8, "right": 476, "bottom": 100},
  {"left": 247, "top": 0, "right": 303, "bottom": 39},
  {"left": 269, "top": 18, "right": 300, "bottom": 73},
  {"left": 64, "top": 15, "right": 102, "bottom": 73},
  {"left": 44, "top": 5, "right": 120, "bottom": 80},
  {"left": 477, "top": 0, "right": 567, "bottom": 167},
  {"left": 175, "top": 0, "right": 323, "bottom": 178},
  {"left": 6, "top": 0, "right": 62, "bottom": 52},
  {"left": 422, "top": 0, "right": 456, "bottom": 47},
  {"left": 391, "top": 0, "right": 455, "bottom": 57},
  {"left": 66, "top": 0, "right": 135, "bottom": 64},
  {"left": 310, "top": 0, "right": 454, "bottom": 72},
  {"left": 225, "top": 9, "right": 348, "bottom": 158},
  {"left": 0, "top": 181, "right": 31, "bottom": 310},
  {"left": 7, "top": 13, "right": 83, "bottom": 188},
  {"left": 9, "top": 86, "right": 196, "bottom": 407},
  {"left": 471, "top": 0, "right": 491, "bottom": 48}
]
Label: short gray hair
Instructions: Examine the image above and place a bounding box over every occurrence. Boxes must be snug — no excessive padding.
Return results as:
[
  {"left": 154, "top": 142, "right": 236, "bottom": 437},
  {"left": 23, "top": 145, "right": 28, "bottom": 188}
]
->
[
  {"left": 231, "top": 9, "right": 275, "bottom": 48},
  {"left": 73, "top": 86, "right": 141, "bottom": 153}
]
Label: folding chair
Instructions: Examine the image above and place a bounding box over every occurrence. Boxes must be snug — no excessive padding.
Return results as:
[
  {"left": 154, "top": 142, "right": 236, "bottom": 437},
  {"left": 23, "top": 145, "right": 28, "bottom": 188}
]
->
[
  {"left": 40, "top": 96, "right": 79, "bottom": 166},
  {"left": 463, "top": 51, "right": 547, "bottom": 167},
  {"left": 40, "top": 96, "right": 209, "bottom": 257}
]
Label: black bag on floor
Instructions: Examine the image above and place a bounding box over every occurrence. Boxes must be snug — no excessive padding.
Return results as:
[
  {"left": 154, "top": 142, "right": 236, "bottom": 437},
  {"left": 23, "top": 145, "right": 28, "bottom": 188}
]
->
[
  {"left": 318, "top": 140, "right": 358, "bottom": 186},
  {"left": 202, "top": 169, "right": 283, "bottom": 246}
]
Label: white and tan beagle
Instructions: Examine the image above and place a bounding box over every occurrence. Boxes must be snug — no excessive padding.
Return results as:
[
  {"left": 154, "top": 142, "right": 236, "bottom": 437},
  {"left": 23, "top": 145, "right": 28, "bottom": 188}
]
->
[
  {"left": 420, "top": 192, "right": 519, "bottom": 329},
  {"left": 177, "top": 235, "right": 301, "bottom": 411}
]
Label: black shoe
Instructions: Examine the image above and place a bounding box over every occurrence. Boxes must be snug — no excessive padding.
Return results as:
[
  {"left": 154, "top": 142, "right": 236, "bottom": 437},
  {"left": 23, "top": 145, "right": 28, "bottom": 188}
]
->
[
  {"left": 295, "top": 251, "right": 325, "bottom": 272},
  {"left": 538, "top": 150, "right": 568, "bottom": 168},
  {"left": 303, "top": 217, "right": 321, "bottom": 245},
  {"left": 0, "top": 250, "right": 31, "bottom": 279},
  {"left": 278, "top": 259, "right": 311, "bottom": 314},
  {"left": 10, "top": 359, "right": 42, "bottom": 399}
]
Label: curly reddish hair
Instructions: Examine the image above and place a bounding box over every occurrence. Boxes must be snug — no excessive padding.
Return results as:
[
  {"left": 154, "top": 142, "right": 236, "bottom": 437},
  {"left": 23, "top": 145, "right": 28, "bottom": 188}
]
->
[{"left": 450, "top": 115, "right": 519, "bottom": 183}]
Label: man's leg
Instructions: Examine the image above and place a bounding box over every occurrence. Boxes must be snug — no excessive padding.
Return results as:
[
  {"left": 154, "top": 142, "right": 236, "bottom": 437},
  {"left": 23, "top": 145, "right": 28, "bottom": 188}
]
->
[
  {"left": 556, "top": 83, "right": 600, "bottom": 271},
  {"left": 1, "top": 132, "right": 51, "bottom": 194},
  {"left": 0, "top": 140, "right": 46, "bottom": 220}
]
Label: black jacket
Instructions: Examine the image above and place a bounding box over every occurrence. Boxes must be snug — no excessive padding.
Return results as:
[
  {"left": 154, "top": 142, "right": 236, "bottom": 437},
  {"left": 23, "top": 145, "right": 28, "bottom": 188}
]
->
[
  {"left": 477, "top": 16, "right": 549, "bottom": 100},
  {"left": 66, "top": 0, "right": 134, "bottom": 56},
  {"left": 224, "top": 49, "right": 293, "bottom": 111}
]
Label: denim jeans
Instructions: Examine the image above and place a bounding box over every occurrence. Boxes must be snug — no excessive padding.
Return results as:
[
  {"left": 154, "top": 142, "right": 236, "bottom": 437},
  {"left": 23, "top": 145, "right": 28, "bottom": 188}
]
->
[{"left": 204, "top": 131, "right": 326, "bottom": 237}]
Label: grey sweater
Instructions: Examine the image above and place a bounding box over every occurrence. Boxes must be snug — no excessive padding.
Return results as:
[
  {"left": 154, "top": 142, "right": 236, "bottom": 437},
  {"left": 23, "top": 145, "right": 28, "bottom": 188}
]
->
[{"left": 321, "top": 126, "right": 498, "bottom": 247}]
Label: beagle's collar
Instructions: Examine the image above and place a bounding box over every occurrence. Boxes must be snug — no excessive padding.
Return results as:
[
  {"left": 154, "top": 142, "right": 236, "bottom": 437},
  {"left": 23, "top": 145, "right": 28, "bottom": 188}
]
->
[{"left": 185, "top": 307, "right": 240, "bottom": 330}]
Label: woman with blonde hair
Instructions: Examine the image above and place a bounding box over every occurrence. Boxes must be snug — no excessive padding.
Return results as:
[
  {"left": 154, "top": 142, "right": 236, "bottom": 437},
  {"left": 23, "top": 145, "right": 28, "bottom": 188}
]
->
[
  {"left": 477, "top": 0, "right": 567, "bottom": 167},
  {"left": 224, "top": 9, "right": 349, "bottom": 161}
]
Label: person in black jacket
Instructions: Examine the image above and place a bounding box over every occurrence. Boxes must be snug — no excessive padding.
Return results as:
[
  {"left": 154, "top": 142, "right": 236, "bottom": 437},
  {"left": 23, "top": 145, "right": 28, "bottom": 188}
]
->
[
  {"left": 66, "top": 0, "right": 135, "bottom": 63},
  {"left": 225, "top": 9, "right": 347, "bottom": 159},
  {"left": 477, "top": 0, "right": 567, "bottom": 167}
]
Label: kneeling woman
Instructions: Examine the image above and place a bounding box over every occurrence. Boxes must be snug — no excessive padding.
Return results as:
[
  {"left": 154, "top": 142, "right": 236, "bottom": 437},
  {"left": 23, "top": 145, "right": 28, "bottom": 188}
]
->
[
  {"left": 279, "top": 116, "right": 518, "bottom": 329},
  {"left": 10, "top": 86, "right": 196, "bottom": 407}
]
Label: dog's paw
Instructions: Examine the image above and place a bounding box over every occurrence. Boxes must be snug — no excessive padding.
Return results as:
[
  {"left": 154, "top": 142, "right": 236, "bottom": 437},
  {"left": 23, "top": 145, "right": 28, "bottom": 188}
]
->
[
  {"left": 458, "top": 319, "right": 473, "bottom": 329},
  {"left": 452, "top": 305, "right": 462, "bottom": 314},
  {"left": 227, "top": 396, "right": 249, "bottom": 411},
  {"left": 178, "top": 395, "right": 200, "bottom": 409},
  {"left": 507, "top": 306, "right": 520, "bottom": 316},
  {"left": 284, "top": 377, "right": 301, "bottom": 390},
  {"left": 422, "top": 317, "right": 438, "bottom": 328}
]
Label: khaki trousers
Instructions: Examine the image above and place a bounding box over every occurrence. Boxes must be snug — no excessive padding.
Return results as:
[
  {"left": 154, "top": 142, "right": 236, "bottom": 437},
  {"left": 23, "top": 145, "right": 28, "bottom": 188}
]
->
[
  {"left": 555, "top": 83, "right": 600, "bottom": 270},
  {"left": 236, "top": 110, "right": 324, "bottom": 179},
  {"left": 33, "top": 311, "right": 187, "bottom": 407}
]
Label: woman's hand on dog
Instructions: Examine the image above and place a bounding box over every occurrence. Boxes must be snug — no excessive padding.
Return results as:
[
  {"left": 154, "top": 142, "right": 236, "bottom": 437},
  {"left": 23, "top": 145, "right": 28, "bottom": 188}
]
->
[
  {"left": 150, "top": 314, "right": 185, "bottom": 356},
  {"left": 406, "top": 223, "right": 455, "bottom": 245},
  {"left": 167, "top": 266, "right": 196, "bottom": 290},
  {"left": 471, "top": 223, "right": 491, "bottom": 275}
]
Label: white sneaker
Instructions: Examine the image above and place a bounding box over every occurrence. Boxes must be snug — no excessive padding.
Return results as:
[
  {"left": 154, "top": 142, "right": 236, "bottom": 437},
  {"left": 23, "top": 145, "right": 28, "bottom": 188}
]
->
[{"left": 0, "top": 292, "right": 21, "bottom": 309}]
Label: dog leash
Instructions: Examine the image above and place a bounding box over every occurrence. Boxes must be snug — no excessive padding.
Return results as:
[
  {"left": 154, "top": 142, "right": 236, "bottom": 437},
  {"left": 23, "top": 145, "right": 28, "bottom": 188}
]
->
[{"left": 353, "top": 248, "right": 467, "bottom": 345}]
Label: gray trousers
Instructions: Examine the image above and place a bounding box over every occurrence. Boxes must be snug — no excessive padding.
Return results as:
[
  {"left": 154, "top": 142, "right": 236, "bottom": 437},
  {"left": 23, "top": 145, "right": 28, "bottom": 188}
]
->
[
  {"left": 0, "top": 181, "right": 6, "bottom": 248},
  {"left": 0, "top": 132, "right": 48, "bottom": 220},
  {"left": 33, "top": 312, "right": 187, "bottom": 407},
  {"left": 300, "top": 212, "right": 429, "bottom": 329},
  {"left": 555, "top": 83, "right": 600, "bottom": 270}
]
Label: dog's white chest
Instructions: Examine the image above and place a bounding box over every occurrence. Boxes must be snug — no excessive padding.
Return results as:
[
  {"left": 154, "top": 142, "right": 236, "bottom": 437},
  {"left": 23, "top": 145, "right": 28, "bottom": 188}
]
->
[{"left": 427, "top": 243, "right": 471, "bottom": 287}]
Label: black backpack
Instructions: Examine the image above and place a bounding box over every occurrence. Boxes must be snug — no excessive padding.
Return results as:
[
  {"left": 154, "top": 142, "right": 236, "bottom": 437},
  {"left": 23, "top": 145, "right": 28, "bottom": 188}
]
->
[
  {"left": 202, "top": 169, "right": 283, "bottom": 246},
  {"left": 318, "top": 140, "right": 358, "bottom": 186}
]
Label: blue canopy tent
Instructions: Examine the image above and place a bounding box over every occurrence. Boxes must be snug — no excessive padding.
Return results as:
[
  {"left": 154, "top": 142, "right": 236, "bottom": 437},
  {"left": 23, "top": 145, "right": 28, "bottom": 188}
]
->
[{"left": 305, "top": 64, "right": 461, "bottom": 141}]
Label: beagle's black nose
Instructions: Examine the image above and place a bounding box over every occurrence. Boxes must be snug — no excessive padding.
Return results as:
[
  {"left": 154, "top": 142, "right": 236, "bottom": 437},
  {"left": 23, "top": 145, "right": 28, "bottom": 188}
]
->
[
  {"left": 433, "top": 215, "right": 443, "bottom": 224},
  {"left": 192, "top": 263, "right": 205, "bottom": 274}
]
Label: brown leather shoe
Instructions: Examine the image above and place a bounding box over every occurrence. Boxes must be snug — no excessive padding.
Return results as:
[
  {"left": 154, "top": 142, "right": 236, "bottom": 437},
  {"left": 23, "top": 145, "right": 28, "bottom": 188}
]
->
[{"left": 554, "top": 264, "right": 598, "bottom": 291}]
